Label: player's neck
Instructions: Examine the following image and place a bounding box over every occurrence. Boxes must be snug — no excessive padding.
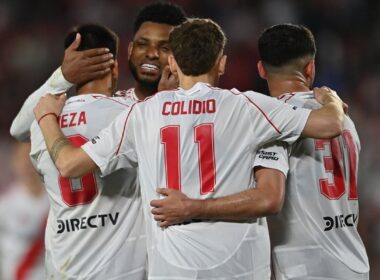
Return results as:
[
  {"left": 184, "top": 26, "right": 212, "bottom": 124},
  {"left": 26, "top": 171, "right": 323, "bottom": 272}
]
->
[
  {"left": 76, "top": 79, "right": 113, "bottom": 97},
  {"left": 76, "top": 82, "right": 113, "bottom": 97},
  {"left": 179, "top": 74, "right": 216, "bottom": 90},
  {"left": 267, "top": 75, "right": 311, "bottom": 98}
]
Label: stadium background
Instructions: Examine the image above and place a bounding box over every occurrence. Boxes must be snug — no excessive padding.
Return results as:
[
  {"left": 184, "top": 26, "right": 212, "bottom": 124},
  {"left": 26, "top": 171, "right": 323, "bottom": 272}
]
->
[{"left": 0, "top": 0, "right": 379, "bottom": 278}]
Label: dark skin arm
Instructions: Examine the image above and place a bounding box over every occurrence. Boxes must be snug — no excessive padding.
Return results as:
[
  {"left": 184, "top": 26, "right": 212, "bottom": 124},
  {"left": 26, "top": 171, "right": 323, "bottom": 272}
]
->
[
  {"left": 62, "top": 33, "right": 115, "bottom": 84},
  {"left": 150, "top": 167, "right": 285, "bottom": 227}
]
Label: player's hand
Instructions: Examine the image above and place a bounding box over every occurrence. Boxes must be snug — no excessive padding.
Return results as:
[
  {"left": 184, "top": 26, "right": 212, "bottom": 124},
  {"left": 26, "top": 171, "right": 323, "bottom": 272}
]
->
[
  {"left": 313, "top": 86, "right": 348, "bottom": 113},
  {"left": 150, "top": 188, "right": 194, "bottom": 228},
  {"left": 61, "top": 33, "right": 114, "bottom": 84},
  {"left": 157, "top": 66, "right": 179, "bottom": 92},
  {"left": 34, "top": 94, "right": 66, "bottom": 122}
]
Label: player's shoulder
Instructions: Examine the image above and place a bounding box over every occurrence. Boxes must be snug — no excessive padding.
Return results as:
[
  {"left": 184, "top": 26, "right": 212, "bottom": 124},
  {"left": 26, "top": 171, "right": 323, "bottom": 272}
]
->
[
  {"left": 238, "top": 89, "right": 268, "bottom": 100},
  {"left": 234, "top": 89, "right": 283, "bottom": 109},
  {"left": 277, "top": 91, "right": 317, "bottom": 109},
  {"left": 138, "top": 88, "right": 181, "bottom": 106},
  {"left": 64, "top": 94, "right": 135, "bottom": 113},
  {"left": 90, "top": 94, "right": 136, "bottom": 107}
]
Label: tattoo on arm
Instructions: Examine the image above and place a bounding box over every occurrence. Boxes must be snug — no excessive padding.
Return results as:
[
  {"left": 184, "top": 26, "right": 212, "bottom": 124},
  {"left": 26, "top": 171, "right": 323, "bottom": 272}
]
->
[{"left": 49, "top": 137, "right": 70, "bottom": 163}]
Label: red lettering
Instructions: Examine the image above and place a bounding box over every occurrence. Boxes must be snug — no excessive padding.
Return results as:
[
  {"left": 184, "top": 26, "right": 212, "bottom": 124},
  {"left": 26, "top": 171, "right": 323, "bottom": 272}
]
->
[
  {"left": 172, "top": 102, "right": 180, "bottom": 115},
  {"left": 162, "top": 102, "right": 171, "bottom": 115},
  {"left": 78, "top": 111, "right": 87, "bottom": 125},
  {"left": 180, "top": 101, "right": 188, "bottom": 115},
  {"left": 193, "top": 100, "right": 202, "bottom": 114},
  {"left": 208, "top": 99, "right": 216, "bottom": 113},
  {"left": 59, "top": 111, "right": 86, "bottom": 128},
  {"left": 69, "top": 113, "right": 77, "bottom": 127},
  {"left": 61, "top": 114, "right": 68, "bottom": 128},
  {"left": 161, "top": 99, "right": 216, "bottom": 116}
]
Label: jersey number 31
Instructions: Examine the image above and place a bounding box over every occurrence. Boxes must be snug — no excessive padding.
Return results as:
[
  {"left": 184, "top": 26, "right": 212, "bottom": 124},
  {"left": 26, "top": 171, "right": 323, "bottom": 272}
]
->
[{"left": 315, "top": 130, "right": 358, "bottom": 200}]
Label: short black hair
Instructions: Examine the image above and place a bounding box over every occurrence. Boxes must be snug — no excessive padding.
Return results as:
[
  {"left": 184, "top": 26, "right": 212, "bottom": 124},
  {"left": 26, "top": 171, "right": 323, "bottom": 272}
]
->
[
  {"left": 64, "top": 23, "right": 119, "bottom": 57},
  {"left": 134, "top": 1, "right": 186, "bottom": 33},
  {"left": 170, "top": 18, "right": 226, "bottom": 76},
  {"left": 258, "top": 23, "right": 316, "bottom": 67}
]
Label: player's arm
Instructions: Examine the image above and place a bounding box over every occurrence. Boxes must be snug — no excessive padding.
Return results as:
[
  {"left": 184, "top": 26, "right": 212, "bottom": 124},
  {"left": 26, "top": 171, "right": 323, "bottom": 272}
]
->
[
  {"left": 151, "top": 167, "right": 285, "bottom": 227},
  {"left": 10, "top": 34, "right": 112, "bottom": 141},
  {"left": 34, "top": 94, "right": 97, "bottom": 178},
  {"left": 10, "top": 67, "right": 72, "bottom": 142},
  {"left": 301, "top": 87, "right": 345, "bottom": 138}
]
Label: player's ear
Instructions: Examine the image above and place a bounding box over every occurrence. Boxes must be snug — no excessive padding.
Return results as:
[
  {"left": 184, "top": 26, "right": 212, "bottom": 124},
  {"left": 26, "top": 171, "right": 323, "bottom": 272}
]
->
[
  {"left": 168, "top": 55, "right": 178, "bottom": 75},
  {"left": 257, "top": 61, "right": 267, "bottom": 80},
  {"left": 305, "top": 59, "right": 315, "bottom": 82},
  {"left": 218, "top": 55, "right": 227, "bottom": 76},
  {"left": 127, "top": 42, "right": 133, "bottom": 60}
]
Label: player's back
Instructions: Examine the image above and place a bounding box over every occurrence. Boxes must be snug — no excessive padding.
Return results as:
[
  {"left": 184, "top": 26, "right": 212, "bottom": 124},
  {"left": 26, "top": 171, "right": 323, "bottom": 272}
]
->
[
  {"left": 127, "top": 82, "right": 307, "bottom": 279},
  {"left": 270, "top": 92, "right": 369, "bottom": 279},
  {"left": 30, "top": 94, "right": 146, "bottom": 280}
]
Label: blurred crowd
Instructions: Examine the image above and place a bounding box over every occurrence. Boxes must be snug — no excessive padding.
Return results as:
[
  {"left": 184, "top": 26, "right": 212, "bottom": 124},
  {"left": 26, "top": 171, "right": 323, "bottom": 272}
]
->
[{"left": 0, "top": 0, "right": 379, "bottom": 278}]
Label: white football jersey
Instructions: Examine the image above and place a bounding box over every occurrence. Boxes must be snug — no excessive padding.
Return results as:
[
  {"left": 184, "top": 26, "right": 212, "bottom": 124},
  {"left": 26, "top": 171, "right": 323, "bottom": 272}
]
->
[
  {"left": 30, "top": 93, "right": 146, "bottom": 280},
  {"left": 10, "top": 66, "right": 140, "bottom": 142},
  {"left": 0, "top": 183, "right": 49, "bottom": 280},
  {"left": 255, "top": 92, "right": 369, "bottom": 279},
  {"left": 82, "top": 82, "right": 311, "bottom": 279}
]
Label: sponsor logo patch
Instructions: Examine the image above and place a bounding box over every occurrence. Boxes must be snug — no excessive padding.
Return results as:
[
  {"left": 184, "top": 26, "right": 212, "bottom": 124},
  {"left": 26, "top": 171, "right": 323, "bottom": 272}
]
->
[
  {"left": 323, "top": 213, "right": 357, "bottom": 231},
  {"left": 257, "top": 150, "right": 279, "bottom": 161},
  {"left": 57, "top": 212, "right": 119, "bottom": 234}
]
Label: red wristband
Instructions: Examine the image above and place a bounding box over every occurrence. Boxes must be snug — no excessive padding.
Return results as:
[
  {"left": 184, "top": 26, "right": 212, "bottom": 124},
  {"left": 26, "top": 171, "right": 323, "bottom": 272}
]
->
[{"left": 37, "top": 112, "right": 58, "bottom": 125}]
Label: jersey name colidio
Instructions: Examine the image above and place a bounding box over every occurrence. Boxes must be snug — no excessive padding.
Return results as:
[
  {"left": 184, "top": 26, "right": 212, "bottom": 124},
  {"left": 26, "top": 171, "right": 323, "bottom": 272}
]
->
[{"left": 82, "top": 83, "right": 311, "bottom": 278}]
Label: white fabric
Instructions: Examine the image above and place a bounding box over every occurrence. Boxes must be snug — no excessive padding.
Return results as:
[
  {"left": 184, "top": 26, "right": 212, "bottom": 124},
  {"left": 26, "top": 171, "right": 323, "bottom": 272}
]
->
[
  {"left": 254, "top": 141, "right": 289, "bottom": 177},
  {"left": 0, "top": 183, "right": 49, "bottom": 280},
  {"left": 82, "top": 82, "right": 311, "bottom": 279},
  {"left": 258, "top": 92, "right": 369, "bottom": 279},
  {"left": 10, "top": 67, "right": 74, "bottom": 142},
  {"left": 30, "top": 93, "right": 146, "bottom": 279}
]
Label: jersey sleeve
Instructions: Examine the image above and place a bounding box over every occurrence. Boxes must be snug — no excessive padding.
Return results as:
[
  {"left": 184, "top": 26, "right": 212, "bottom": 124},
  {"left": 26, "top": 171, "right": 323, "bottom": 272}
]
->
[
  {"left": 253, "top": 141, "right": 289, "bottom": 177},
  {"left": 29, "top": 121, "right": 47, "bottom": 176},
  {"left": 10, "top": 67, "right": 73, "bottom": 142},
  {"left": 81, "top": 105, "right": 138, "bottom": 176},
  {"left": 244, "top": 91, "right": 311, "bottom": 145}
]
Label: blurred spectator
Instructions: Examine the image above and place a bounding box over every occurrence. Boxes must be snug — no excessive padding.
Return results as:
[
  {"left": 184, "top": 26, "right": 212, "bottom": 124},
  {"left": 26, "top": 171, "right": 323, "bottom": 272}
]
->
[{"left": 0, "top": 142, "right": 49, "bottom": 280}]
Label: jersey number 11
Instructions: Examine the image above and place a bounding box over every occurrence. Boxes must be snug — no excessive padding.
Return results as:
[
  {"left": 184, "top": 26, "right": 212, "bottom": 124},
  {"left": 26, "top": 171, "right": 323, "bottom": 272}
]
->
[{"left": 161, "top": 124, "right": 216, "bottom": 194}]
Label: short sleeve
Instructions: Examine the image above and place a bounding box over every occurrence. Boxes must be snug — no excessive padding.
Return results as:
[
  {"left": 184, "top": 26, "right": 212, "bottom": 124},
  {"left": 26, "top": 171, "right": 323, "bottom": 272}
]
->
[
  {"left": 81, "top": 105, "right": 138, "bottom": 176},
  {"left": 244, "top": 91, "right": 311, "bottom": 145},
  {"left": 253, "top": 141, "right": 289, "bottom": 177}
]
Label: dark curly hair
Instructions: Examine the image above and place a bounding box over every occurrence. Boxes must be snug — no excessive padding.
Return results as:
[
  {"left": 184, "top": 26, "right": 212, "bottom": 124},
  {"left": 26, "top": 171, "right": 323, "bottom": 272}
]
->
[{"left": 133, "top": 1, "right": 186, "bottom": 33}]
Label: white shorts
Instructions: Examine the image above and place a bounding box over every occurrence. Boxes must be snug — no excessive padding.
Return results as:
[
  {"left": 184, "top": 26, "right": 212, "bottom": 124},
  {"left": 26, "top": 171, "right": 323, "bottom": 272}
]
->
[{"left": 271, "top": 246, "right": 369, "bottom": 280}]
